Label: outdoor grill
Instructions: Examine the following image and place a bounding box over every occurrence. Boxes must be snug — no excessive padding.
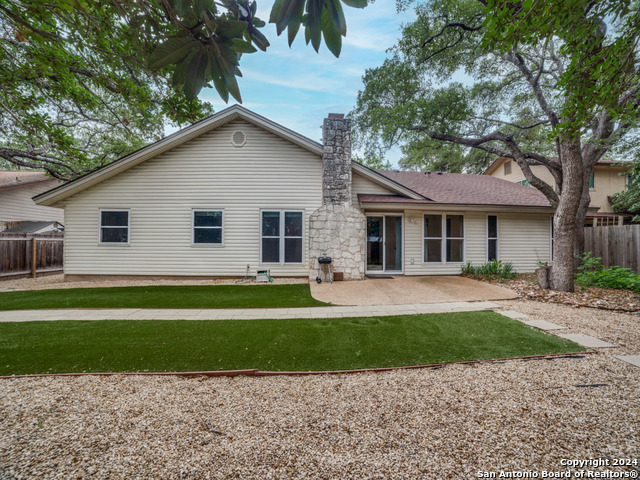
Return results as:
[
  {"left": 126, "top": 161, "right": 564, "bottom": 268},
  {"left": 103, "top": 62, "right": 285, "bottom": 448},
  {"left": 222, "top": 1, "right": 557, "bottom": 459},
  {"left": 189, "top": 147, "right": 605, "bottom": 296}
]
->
[{"left": 316, "top": 255, "right": 333, "bottom": 283}]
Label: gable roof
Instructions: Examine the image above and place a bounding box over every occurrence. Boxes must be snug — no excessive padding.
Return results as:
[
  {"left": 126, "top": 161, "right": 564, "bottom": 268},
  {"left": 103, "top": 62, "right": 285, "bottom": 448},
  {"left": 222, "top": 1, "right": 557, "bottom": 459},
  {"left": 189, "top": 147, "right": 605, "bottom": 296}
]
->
[
  {"left": 0, "top": 170, "right": 51, "bottom": 190},
  {"left": 34, "top": 105, "right": 423, "bottom": 206},
  {"left": 484, "top": 156, "right": 631, "bottom": 175},
  {"left": 376, "top": 171, "right": 552, "bottom": 208}
]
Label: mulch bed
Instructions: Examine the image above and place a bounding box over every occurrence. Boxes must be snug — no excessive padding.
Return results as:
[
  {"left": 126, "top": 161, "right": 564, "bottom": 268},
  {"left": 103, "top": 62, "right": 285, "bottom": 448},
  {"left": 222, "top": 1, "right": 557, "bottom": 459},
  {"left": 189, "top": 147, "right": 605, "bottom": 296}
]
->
[{"left": 463, "top": 273, "right": 640, "bottom": 313}]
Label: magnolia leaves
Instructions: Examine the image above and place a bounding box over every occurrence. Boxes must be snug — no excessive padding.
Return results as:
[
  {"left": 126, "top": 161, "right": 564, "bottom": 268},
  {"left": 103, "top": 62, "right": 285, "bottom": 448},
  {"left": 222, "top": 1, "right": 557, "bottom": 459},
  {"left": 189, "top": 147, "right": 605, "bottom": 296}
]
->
[
  {"left": 149, "top": 0, "right": 367, "bottom": 102},
  {"left": 270, "top": 0, "right": 366, "bottom": 57}
]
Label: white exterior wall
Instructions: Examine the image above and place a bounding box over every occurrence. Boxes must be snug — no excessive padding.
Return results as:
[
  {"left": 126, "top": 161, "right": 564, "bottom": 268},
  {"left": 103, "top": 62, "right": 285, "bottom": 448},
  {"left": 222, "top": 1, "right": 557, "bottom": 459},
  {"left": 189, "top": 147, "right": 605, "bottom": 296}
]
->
[
  {"left": 351, "top": 172, "right": 394, "bottom": 205},
  {"left": 62, "top": 120, "right": 322, "bottom": 277},
  {"left": 0, "top": 180, "right": 64, "bottom": 223},
  {"left": 398, "top": 209, "right": 551, "bottom": 275},
  {"left": 498, "top": 212, "right": 552, "bottom": 272}
]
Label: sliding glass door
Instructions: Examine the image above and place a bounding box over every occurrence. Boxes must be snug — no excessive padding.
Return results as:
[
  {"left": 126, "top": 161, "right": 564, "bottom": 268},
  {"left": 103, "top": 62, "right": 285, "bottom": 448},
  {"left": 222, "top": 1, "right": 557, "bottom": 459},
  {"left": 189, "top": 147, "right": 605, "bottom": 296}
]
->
[{"left": 366, "top": 215, "right": 403, "bottom": 274}]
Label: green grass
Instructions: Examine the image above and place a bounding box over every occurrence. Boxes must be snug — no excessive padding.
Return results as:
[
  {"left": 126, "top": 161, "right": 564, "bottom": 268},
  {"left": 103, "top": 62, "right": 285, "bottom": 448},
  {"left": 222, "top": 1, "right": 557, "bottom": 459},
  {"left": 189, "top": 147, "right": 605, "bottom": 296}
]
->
[
  {"left": 0, "top": 284, "right": 327, "bottom": 310},
  {"left": 0, "top": 311, "right": 584, "bottom": 375}
]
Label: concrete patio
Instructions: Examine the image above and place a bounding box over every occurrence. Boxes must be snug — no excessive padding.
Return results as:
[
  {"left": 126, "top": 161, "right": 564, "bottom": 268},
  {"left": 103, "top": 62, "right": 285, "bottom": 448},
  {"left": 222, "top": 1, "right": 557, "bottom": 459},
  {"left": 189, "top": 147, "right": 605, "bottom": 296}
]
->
[{"left": 310, "top": 275, "right": 518, "bottom": 305}]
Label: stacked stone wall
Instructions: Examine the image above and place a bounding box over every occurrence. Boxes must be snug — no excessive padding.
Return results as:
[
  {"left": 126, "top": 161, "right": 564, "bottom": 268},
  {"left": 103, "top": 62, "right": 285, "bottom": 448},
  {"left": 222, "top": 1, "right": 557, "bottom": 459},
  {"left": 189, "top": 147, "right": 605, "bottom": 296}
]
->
[
  {"left": 308, "top": 204, "right": 365, "bottom": 281},
  {"left": 309, "top": 113, "right": 365, "bottom": 281}
]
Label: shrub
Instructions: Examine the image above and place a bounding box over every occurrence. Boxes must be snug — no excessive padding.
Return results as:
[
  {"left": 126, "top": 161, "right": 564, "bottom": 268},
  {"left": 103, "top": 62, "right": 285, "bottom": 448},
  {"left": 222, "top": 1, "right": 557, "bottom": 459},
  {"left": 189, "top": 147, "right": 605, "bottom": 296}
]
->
[
  {"left": 575, "top": 252, "right": 640, "bottom": 292},
  {"left": 461, "top": 260, "right": 518, "bottom": 280}
]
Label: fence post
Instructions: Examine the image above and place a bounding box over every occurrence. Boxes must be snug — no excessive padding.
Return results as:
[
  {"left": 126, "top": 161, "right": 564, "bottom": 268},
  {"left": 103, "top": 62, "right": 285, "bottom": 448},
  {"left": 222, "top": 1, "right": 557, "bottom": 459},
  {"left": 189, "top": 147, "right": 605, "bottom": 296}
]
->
[{"left": 31, "top": 238, "right": 37, "bottom": 278}]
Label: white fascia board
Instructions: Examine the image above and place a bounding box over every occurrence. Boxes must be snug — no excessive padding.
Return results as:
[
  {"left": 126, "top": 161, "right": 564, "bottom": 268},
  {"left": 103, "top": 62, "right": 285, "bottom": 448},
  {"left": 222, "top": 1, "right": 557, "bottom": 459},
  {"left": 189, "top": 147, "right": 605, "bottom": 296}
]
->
[{"left": 360, "top": 202, "right": 555, "bottom": 213}]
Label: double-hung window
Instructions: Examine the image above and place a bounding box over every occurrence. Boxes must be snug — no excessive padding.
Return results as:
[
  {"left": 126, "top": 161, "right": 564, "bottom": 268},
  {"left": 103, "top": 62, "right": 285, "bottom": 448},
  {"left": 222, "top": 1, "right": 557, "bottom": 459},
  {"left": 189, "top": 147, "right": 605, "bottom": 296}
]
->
[
  {"left": 193, "top": 210, "right": 224, "bottom": 245},
  {"left": 423, "top": 214, "right": 443, "bottom": 262},
  {"left": 487, "top": 215, "right": 498, "bottom": 261},
  {"left": 261, "top": 210, "right": 303, "bottom": 264},
  {"left": 100, "top": 210, "right": 129, "bottom": 244},
  {"left": 446, "top": 215, "right": 464, "bottom": 262},
  {"left": 423, "top": 214, "right": 465, "bottom": 263}
]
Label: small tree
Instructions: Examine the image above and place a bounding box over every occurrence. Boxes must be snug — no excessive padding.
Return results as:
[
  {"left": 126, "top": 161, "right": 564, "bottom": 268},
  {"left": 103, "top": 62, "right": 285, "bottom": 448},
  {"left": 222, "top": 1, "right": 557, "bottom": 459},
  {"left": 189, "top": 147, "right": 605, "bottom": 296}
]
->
[{"left": 351, "top": 0, "right": 640, "bottom": 291}]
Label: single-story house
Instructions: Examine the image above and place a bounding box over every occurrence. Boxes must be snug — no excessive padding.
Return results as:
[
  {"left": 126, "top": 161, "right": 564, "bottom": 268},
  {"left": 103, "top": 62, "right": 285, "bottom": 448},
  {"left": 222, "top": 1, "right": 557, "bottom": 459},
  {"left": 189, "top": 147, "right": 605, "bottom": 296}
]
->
[
  {"left": 34, "top": 105, "right": 554, "bottom": 281},
  {"left": 0, "top": 170, "right": 64, "bottom": 231}
]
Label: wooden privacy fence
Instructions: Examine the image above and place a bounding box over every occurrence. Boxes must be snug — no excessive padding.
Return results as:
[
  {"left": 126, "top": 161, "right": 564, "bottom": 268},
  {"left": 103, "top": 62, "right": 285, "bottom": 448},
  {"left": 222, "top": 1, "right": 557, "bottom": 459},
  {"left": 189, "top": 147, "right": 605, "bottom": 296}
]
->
[
  {"left": 584, "top": 225, "right": 640, "bottom": 273},
  {"left": 0, "top": 232, "right": 64, "bottom": 279}
]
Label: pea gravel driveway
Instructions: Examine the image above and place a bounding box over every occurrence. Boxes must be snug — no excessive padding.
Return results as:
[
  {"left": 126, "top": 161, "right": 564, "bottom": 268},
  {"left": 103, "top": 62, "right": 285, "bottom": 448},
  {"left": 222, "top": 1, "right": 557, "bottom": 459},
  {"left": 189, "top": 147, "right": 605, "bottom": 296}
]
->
[{"left": 1, "top": 300, "right": 638, "bottom": 479}]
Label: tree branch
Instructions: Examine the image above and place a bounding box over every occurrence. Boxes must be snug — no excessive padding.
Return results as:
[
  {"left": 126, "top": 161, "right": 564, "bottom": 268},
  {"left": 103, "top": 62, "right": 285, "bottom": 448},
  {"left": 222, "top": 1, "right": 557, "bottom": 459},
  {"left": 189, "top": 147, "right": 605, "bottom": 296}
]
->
[{"left": 408, "top": 125, "right": 559, "bottom": 204}]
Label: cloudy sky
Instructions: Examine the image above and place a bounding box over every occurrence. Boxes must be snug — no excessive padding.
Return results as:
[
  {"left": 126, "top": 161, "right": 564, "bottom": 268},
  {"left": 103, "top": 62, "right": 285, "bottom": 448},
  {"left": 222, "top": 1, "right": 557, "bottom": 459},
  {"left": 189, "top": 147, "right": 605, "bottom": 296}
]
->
[{"left": 196, "top": 2, "right": 413, "bottom": 151}]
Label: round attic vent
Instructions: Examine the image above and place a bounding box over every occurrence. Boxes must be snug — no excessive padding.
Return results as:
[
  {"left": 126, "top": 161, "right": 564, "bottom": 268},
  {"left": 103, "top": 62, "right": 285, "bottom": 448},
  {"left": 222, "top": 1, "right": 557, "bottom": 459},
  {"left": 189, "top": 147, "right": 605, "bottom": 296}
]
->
[{"left": 231, "top": 130, "right": 247, "bottom": 148}]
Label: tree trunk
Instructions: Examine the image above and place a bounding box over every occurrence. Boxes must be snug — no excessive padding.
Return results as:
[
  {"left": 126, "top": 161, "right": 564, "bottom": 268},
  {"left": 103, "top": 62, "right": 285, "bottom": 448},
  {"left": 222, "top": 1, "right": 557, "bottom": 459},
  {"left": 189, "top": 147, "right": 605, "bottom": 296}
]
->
[
  {"left": 550, "top": 141, "right": 584, "bottom": 292},
  {"left": 574, "top": 169, "right": 592, "bottom": 270}
]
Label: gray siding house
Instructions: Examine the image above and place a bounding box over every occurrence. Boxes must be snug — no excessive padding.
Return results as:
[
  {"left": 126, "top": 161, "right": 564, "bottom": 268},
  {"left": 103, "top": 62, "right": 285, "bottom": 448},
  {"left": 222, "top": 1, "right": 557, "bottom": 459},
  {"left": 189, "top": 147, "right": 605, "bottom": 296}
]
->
[{"left": 35, "top": 105, "right": 554, "bottom": 281}]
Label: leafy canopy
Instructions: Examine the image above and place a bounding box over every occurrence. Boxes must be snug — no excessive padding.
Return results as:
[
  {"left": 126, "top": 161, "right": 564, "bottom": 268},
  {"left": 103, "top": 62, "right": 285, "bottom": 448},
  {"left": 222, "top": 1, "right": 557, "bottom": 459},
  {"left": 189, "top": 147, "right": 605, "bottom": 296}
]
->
[
  {"left": 0, "top": 0, "right": 366, "bottom": 179},
  {"left": 351, "top": 0, "right": 640, "bottom": 177}
]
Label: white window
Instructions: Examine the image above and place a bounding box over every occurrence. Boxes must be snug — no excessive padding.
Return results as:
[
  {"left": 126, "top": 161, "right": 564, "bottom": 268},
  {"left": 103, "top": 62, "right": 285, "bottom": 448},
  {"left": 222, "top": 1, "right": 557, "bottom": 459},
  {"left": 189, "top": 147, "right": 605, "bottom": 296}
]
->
[
  {"left": 100, "top": 210, "right": 129, "bottom": 244},
  {"left": 487, "top": 215, "right": 498, "bottom": 261},
  {"left": 423, "top": 214, "right": 442, "bottom": 262},
  {"left": 261, "top": 210, "right": 304, "bottom": 264},
  {"left": 192, "top": 210, "right": 223, "bottom": 245},
  {"left": 446, "top": 214, "right": 464, "bottom": 262},
  {"left": 423, "top": 214, "right": 465, "bottom": 263}
]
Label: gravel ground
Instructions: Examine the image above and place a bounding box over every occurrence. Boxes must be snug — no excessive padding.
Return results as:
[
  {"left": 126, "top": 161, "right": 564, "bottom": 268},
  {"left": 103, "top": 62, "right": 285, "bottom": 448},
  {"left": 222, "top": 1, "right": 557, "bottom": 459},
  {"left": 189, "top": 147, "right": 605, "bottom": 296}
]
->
[
  {"left": 1, "top": 299, "right": 640, "bottom": 479},
  {"left": 1, "top": 355, "right": 638, "bottom": 479},
  {"left": 497, "top": 299, "right": 640, "bottom": 355},
  {"left": 0, "top": 274, "right": 306, "bottom": 292}
]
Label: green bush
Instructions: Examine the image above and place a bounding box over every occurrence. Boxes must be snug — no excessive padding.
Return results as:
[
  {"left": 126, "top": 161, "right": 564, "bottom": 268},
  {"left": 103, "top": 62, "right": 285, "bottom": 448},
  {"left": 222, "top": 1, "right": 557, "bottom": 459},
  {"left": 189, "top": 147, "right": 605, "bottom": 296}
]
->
[
  {"left": 461, "top": 260, "right": 517, "bottom": 280},
  {"left": 575, "top": 252, "right": 640, "bottom": 292}
]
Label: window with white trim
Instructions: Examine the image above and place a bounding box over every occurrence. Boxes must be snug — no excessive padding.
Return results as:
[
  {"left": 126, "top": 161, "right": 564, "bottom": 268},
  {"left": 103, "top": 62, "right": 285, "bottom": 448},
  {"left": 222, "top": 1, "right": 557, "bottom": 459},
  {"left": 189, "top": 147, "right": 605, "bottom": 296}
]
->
[
  {"left": 100, "top": 210, "right": 129, "bottom": 243},
  {"left": 261, "top": 210, "right": 303, "bottom": 264},
  {"left": 423, "top": 214, "right": 465, "bottom": 263},
  {"left": 446, "top": 214, "right": 464, "bottom": 262},
  {"left": 423, "top": 214, "right": 442, "bottom": 262},
  {"left": 193, "top": 210, "right": 223, "bottom": 245},
  {"left": 487, "top": 215, "right": 498, "bottom": 261}
]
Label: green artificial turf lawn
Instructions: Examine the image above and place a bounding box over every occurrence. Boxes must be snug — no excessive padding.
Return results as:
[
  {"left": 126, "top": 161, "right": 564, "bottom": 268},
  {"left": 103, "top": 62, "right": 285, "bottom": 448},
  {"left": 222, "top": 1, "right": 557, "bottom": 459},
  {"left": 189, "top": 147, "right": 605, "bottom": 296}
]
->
[
  {"left": 0, "top": 284, "right": 327, "bottom": 310},
  {"left": 0, "top": 311, "right": 584, "bottom": 375}
]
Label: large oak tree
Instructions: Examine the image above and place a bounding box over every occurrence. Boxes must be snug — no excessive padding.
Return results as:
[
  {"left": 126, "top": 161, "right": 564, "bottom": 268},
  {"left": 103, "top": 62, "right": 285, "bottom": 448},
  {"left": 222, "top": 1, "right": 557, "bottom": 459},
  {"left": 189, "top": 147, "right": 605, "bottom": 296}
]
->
[{"left": 351, "top": 0, "right": 640, "bottom": 292}]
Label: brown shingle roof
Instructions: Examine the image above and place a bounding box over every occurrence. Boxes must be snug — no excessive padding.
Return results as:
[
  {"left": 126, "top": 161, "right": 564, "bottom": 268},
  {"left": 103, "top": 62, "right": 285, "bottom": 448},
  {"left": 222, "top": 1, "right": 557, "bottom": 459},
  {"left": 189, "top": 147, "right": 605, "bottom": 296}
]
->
[{"left": 376, "top": 171, "right": 552, "bottom": 208}]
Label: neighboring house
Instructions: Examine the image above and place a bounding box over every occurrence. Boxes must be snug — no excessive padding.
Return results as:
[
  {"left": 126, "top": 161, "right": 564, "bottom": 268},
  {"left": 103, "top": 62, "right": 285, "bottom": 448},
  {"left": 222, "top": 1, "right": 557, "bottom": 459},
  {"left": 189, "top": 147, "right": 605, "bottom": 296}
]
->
[
  {"left": 4, "top": 221, "right": 64, "bottom": 234},
  {"left": 0, "top": 171, "right": 64, "bottom": 231},
  {"left": 35, "top": 105, "right": 555, "bottom": 281},
  {"left": 484, "top": 157, "right": 631, "bottom": 226}
]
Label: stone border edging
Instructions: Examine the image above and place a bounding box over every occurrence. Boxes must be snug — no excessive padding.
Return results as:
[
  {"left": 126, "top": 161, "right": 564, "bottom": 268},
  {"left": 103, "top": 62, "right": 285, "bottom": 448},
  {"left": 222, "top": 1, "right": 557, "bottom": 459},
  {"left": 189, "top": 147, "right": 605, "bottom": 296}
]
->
[{"left": 0, "top": 351, "right": 597, "bottom": 380}]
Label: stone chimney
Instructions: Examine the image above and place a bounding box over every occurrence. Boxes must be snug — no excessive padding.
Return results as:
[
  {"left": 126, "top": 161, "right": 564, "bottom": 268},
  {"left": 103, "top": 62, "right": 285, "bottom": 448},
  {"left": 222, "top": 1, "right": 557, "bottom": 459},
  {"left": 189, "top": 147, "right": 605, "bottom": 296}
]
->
[
  {"left": 322, "top": 113, "right": 352, "bottom": 205},
  {"left": 308, "top": 113, "right": 366, "bottom": 281}
]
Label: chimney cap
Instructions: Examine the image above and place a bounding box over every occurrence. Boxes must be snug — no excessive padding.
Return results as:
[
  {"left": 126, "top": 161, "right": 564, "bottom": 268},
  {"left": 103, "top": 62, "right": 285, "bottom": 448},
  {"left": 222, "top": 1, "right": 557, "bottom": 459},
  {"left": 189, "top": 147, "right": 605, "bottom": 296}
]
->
[{"left": 328, "top": 113, "right": 345, "bottom": 119}]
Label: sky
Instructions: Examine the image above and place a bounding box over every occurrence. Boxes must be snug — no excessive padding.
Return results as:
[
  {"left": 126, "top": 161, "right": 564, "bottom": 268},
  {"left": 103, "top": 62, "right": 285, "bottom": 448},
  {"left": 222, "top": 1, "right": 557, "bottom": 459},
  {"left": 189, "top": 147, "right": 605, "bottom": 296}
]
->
[{"left": 183, "top": 2, "right": 414, "bottom": 161}]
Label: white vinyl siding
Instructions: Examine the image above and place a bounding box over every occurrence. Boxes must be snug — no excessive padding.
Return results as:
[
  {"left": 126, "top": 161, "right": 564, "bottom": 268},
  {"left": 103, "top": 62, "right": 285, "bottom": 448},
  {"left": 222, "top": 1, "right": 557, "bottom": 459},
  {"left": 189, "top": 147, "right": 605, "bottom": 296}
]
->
[
  {"left": 351, "top": 172, "right": 395, "bottom": 205},
  {"left": 62, "top": 120, "right": 322, "bottom": 277},
  {"left": 404, "top": 209, "right": 551, "bottom": 274},
  {"left": 498, "top": 213, "right": 552, "bottom": 272},
  {"left": 0, "top": 180, "right": 64, "bottom": 223}
]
